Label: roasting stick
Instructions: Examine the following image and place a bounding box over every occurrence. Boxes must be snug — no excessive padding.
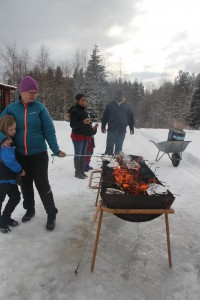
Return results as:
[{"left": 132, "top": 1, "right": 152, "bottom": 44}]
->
[
  {"left": 51, "top": 153, "right": 111, "bottom": 163},
  {"left": 51, "top": 153, "right": 109, "bottom": 157},
  {"left": 73, "top": 204, "right": 102, "bottom": 276},
  {"left": 67, "top": 206, "right": 102, "bottom": 283}
]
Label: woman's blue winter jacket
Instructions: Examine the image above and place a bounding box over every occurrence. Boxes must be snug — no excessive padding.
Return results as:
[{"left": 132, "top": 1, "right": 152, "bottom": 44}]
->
[{"left": 0, "top": 97, "right": 59, "bottom": 155}]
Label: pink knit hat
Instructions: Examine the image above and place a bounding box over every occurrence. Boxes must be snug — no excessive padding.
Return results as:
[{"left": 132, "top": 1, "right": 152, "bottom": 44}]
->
[{"left": 19, "top": 76, "right": 39, "bottom": 93}]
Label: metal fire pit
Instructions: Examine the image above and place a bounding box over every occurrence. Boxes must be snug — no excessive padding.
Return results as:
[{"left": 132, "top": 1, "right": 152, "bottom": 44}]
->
[{"left": 100, "top": 155, "right": 175, "bottom": 222}]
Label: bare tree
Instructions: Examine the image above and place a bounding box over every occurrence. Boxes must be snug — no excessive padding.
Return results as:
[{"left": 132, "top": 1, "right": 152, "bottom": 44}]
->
[
  {"left": 71, "top": 47, "right": 88, "bottom": 74},
  {"left": 35, "top": 44, "right": 51, "bottom": 74},
  {"left": 33, "top": 44, "right": 53, "bottom": 105},
  {"left": 18, "top": 47, "right": 31, "bottom": 79},
  {"left": 0, "top": 41, "right": 32, "bottom": 86},
  {"left": 60, "top": 59, "right": 73, "bottom": 78},
  {"left": 0, "top": 40, "right": 19, "bottom": 85}
]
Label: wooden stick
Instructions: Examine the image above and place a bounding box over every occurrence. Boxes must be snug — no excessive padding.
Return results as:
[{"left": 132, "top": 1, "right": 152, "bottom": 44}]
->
[
  {"left": 92, "top": 203, "right": 101, "bottom": 223},
  {"left": 91, "top": 208, "right": 103, "bottom": 272},
  {"left": 95, "top": 172, "right": 103, "bottom": 207},
  {"left": 101, "top": 207, "right": 174, "bottom": 215},
  {"left": 165, "top": 213, "right": 172, "bottom": 267}
]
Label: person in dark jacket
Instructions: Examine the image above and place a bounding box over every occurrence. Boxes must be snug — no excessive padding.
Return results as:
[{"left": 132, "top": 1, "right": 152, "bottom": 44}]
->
[
  {"left": 0, "top": 76, "right": 66, "bottom": 231},
  {"left": 0, "top": 115, "right": 25, "bottom": 233},
  {"left": 68, "top": 93, "right": 91, "bottom": 179},
  {"left": 101, "top": 90, "right": 134, "bottom": 155}
]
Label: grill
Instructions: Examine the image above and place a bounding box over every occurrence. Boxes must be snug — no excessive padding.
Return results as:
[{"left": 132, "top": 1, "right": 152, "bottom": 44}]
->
[
  {"left": 89, "top": 155, "right": 175, "bottom": 271},
  {"left": 100, "top": 155, "right": 175, "bottom": 222}
]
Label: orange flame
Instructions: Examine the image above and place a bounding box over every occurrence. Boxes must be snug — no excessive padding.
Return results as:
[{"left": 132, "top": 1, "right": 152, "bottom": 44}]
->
[{"left": 112, "top": 166, "right": 156, "bottom": 194}]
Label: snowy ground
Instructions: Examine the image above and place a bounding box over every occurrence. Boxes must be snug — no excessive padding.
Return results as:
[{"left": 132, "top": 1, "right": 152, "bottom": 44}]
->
[{"left": 0, "top": 121, "right": 200, "bottom": 300}]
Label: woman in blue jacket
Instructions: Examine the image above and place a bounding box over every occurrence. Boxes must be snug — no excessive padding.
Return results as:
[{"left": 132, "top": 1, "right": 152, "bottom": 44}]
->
[{"left": 0, "top": 76, "right": 65, "bottom": 231}]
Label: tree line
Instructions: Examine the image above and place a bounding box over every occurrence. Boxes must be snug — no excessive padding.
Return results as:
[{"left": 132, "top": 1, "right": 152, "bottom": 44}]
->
[{"left": 0, "top": 41, "right": 199, "bottom": 129}]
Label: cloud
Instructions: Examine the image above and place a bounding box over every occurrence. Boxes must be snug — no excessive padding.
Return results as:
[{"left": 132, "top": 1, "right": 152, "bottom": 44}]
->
[
  {"left": 0, "top": 0, "right": 140, "bottom": 59},
  {"left": 127, "top": 70, "right": 168, "bottom": 83},
  {"left": 1, "top": 0, "right": 200, "bottom": 85}
]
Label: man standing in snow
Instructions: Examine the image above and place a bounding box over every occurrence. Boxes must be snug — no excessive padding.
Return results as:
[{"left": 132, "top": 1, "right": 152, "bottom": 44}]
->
[{"left": 101, "top": 90, "right": 134, "bottom": 155}]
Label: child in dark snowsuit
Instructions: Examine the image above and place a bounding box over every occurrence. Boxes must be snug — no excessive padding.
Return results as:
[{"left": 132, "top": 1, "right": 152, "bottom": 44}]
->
[
  {"left": 0, "top": 115, "right": 25, "bottom": 233},
  {"left": 84, "top": 123, "right": 98, "bottom": 172}
]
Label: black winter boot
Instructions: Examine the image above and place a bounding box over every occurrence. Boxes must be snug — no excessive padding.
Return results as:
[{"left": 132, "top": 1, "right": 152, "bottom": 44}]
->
[
  {"left": 74, "top": 159, "right": 85, "bottom": 179},
  {"left": 0, "top": 217, "right": 11, "bottom": 233},
  {"left": 22, "top": 209, "right": 35, "bottom": 222},
  {"left": 46, "top": 214, "right": 56, "bottom": 231},
  {"left": 4, "top": 217, "right": 19, "bottom": 227},
  {"left": 80, "top": 157, "right": 88, "bottom": 178}
]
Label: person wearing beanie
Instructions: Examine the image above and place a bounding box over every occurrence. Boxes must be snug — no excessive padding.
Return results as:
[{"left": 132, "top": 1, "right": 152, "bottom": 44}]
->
[
  {"left": 0, "top": 76, "right": 66, "bottom": 231},
  {"left": 101, "top": 90, "right": 134, "bottom": 155},
  {"left": 19, "top": 76, "right": 39, "bottom": 93}
]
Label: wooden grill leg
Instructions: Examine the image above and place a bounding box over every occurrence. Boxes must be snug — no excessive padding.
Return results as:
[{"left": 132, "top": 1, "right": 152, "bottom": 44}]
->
[
  {"left": 91, "top": 208, "right": 103, "bottom": 272},
  {"left": 95, "top": 173, "right": 102, "bottom": 207},
  {"left": 95, "top": 185, "right": 101, "bottom": 207},
  {"left": 165, "top": 213, "right": 172, "bottom": 267}
]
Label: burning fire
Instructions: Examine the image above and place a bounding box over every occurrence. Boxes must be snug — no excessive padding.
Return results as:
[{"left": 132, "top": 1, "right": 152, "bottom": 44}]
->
[{"left": 112, "top": 166, "right": 156, "bottom": 195}]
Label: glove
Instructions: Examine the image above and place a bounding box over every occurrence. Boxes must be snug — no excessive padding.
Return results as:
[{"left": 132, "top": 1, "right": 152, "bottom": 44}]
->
[
  {"left": 57, "top": 150, "right": 66, "bottom": 157},
  {"left": 101, "top": 128, "right": 106, "bottom": 133},
  {"left": 130, "top": 129, "right": 134, "bottom": 135}
]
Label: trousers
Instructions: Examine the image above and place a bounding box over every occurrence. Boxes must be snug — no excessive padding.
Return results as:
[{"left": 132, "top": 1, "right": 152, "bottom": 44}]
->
[
  {"left": 0, "top": 183, "right": 21, "bottom": 218},
  {"left": 105, "top": 131, "right": 126, "bottom": 155},
  {"left": 72, "top": 139, "right": 88, "bottom": 160},
  {"left": 16, "top": 151, "right": 58, "bottom": 216}
]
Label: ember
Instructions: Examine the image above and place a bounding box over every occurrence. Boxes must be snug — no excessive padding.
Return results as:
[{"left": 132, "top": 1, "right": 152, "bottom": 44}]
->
[{"left": 112, "top": 165, "right": 157, "bottom": 194}]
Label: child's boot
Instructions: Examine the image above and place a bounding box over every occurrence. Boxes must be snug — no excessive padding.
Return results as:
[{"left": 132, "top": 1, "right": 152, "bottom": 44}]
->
[
  {"left": 84, "top": 162, "right": 89, "bottom": 172},
  {"left": 0, "top": 217, "right": 11, "bottom": 233},
  {"left": 5, "top": 217, "right": 19, "bottom": 227}
]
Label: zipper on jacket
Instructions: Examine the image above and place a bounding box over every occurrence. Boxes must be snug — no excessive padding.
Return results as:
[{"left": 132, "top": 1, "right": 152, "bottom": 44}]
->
[{"left": 23, "top": 103, "right": 28, "bottom": 155}]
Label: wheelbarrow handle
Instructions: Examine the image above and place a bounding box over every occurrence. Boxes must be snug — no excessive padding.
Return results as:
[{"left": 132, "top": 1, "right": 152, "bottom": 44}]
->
[{"left": 150, "top": 140, "right": 159, "bottom": 149}]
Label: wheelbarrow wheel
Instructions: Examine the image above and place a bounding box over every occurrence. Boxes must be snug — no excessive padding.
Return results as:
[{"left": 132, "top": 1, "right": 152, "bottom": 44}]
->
[{"left": 172, "top": 152, "right": 181, "bottom": 167}]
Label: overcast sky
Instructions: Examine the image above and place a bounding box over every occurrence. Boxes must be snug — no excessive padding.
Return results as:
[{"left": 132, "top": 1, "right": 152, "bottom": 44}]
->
[{"left": 0, "top": 0, "right": 200, "bottom": 85}]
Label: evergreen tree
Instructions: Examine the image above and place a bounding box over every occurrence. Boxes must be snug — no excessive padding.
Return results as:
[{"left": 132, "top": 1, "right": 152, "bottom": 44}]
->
[
  {"left": 189, "top": 73, "right": 200, "bottom": 129},
  {"left": 73, "top": 67, "right": 85, "bottom": 95},
  {"left": 153, "top": 81, "right": 175, "bottom": 128},
  {"left": 172, "top": 70, "right": 194, "bottom": 126},
  {"left": 84, "top": 45, "right": 108, "bottom": 120}
]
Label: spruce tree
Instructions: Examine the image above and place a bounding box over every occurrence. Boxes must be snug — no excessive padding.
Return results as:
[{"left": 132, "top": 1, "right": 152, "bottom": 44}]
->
[
  {"left": 84, "top": 45, "right": 107, "bottom": 121},
  {"left": 189, "top": 73, "right": 200, "bottom": 129}
]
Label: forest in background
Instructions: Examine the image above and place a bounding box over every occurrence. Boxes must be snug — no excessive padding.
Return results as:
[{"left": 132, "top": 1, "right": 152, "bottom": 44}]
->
[{"left": 0, "top": 41, "right": 200, "bottom": 129}]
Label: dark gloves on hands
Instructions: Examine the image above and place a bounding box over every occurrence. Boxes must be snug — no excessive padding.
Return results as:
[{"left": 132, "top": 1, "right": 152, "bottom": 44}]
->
[{"left": 57, "top": 150, "right": 66, "bottom": 157}]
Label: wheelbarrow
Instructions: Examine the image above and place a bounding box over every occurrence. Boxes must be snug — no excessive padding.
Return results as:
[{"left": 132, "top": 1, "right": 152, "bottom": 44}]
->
[{"left": 150, "top": 140, "right": 191, "bottom": 167}]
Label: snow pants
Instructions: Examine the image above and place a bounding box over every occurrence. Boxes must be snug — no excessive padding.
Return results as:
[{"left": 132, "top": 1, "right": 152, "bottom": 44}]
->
[
  {"left": 0, "top": 183, "right": 21, "bottom": 218},
  {"left": 16, "top": 151, "right": 58, "bottom": 216}
]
